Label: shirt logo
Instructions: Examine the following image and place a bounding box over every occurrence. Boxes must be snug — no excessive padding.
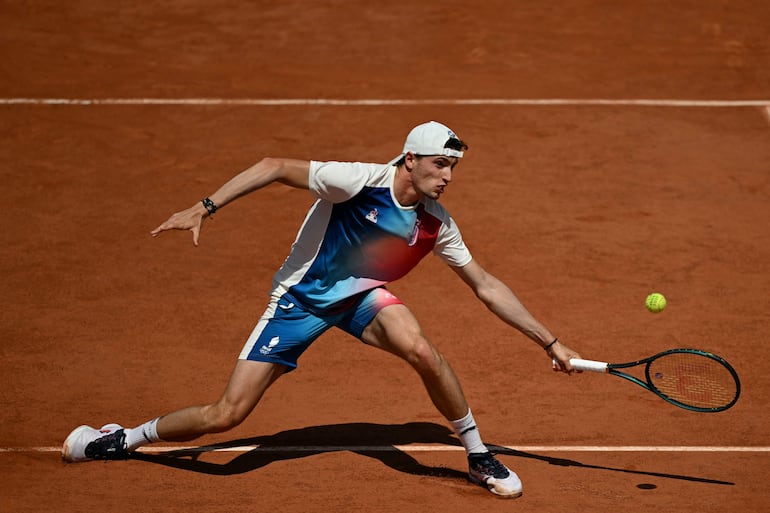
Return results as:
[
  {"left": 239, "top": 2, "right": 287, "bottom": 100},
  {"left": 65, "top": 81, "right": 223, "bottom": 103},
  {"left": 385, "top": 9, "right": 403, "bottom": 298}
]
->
[{"left": 365, "top": 208, "right": 379, "bottom": 224}]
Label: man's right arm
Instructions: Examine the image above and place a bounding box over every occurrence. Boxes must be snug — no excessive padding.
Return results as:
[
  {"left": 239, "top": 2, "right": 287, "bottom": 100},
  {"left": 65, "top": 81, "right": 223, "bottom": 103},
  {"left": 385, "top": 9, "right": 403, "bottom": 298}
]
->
[
  {"left": 208, "top": 158, "right": 311, "bottom": 208},
  {"left": 150, "top": 158, "right": 310, "bottom": 245}
]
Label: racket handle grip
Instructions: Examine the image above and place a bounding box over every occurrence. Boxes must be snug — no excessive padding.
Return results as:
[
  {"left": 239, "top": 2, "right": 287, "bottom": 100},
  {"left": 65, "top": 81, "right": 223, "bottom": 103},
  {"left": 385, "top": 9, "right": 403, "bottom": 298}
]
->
[{"left": 569, "top": 358, "right": 609, "bottom": 373}]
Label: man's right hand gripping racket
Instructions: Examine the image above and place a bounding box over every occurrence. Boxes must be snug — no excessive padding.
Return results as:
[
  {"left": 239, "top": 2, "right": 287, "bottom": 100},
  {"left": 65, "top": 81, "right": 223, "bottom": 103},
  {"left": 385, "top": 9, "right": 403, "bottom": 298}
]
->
[{"left": 560, "top": 348, "right": 740, "bottom": 412}]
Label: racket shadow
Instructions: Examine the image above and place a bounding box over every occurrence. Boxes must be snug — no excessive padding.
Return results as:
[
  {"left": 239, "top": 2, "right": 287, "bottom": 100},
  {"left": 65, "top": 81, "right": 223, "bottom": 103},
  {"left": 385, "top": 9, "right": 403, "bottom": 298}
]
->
[{"left": 488, "top": 444, "right": 735, "bottom": 486}]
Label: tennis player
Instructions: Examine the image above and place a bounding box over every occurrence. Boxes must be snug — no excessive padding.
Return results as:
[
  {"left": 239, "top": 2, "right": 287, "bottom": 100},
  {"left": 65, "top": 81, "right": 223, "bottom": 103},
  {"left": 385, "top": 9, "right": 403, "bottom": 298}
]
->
[{"left": 63, "top": 121, "right": 581, "bottom": 498}]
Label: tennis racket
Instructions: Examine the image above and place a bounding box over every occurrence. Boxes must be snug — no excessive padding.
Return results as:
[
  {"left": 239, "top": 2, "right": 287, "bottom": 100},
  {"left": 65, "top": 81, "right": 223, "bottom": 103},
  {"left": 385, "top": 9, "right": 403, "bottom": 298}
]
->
[{"left": 564, "top": 348, "right": 740, "bottom": 413}]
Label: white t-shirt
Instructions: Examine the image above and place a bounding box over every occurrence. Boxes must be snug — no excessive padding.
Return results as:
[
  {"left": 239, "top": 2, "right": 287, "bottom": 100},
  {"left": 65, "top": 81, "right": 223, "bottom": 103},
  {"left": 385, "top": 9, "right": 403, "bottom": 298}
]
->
[{"left": 270, "top": 161, "right": 472, "bottom": 313}]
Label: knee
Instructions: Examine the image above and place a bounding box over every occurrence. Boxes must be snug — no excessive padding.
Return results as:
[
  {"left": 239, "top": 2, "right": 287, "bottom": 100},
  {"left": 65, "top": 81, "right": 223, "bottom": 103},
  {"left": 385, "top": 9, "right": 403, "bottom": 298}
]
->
[
  {"left": 203, "top": 402, "right": 248, "bottom": 433},
  {"left": 405, "top": 337, "right": 444, "bottom": 377}
]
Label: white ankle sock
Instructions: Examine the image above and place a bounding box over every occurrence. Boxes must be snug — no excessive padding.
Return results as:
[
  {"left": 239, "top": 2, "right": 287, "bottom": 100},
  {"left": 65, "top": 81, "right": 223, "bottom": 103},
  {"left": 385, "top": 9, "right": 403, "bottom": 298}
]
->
[
  {"left": 449, "top": 409, "right": 487, "bottom": 455},
  {"left": 125, "top": 417, "right": 162, "bottom": 451}
]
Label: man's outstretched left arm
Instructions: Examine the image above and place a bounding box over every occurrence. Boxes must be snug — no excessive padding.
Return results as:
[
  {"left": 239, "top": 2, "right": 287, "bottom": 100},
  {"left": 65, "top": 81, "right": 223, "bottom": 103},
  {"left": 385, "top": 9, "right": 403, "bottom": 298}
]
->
[{"left": 451, "top": 259, "right": 581, "bottom": 374}]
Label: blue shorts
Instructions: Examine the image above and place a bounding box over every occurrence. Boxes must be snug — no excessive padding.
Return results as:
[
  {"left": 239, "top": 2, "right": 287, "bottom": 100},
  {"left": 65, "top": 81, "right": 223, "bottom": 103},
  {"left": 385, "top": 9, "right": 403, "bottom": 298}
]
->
[{"left": 238, "top": 287, "right": 403, "bottom": 371}]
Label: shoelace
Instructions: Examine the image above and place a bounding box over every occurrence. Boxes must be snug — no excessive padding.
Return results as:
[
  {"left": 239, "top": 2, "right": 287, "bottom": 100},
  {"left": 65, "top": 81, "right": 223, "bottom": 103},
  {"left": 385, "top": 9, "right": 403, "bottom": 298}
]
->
[
  {"left": 469, "top": 453, "right": 510, "bottom": 479},
  {"left": 86, "top": 431, "right": 127, "bottom": 458}
]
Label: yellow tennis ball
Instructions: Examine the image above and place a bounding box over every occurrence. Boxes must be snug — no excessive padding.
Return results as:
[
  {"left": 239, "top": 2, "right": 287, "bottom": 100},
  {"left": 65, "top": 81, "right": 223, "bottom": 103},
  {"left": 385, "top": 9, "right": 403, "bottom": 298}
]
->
[{"left": 645, "top": 293, "right": 667, "bottom": 313}]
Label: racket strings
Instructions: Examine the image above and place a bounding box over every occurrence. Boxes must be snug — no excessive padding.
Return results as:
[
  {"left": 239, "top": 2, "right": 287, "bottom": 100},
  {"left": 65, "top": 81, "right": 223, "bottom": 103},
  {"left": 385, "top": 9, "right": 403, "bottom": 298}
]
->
[{"left": 647, "top": 353, "right": 738, "bottom": 409}]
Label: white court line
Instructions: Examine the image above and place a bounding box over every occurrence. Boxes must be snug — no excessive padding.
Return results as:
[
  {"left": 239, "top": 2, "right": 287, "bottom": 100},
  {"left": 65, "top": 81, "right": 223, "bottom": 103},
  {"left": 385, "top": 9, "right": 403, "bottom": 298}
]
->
[
  {"left": 1, "top": 97, "right": 770, "bottom": 107},
  {"left": 3, "top": 445, "right": 770, "bottom": 454}
]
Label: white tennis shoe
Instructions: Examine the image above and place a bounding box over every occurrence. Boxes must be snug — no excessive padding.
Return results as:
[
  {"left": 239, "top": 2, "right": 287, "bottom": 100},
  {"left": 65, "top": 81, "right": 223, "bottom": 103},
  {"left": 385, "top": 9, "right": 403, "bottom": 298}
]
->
[
  {"left": 62, "top": 423, "right": 128, "bottom": 462},
  {"left": 467, "top": 452, "right": 523, "bottom": 498}
]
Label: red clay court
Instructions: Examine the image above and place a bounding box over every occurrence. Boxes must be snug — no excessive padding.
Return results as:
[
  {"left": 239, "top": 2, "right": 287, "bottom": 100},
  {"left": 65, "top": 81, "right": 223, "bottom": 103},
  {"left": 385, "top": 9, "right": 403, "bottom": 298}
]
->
[{"left": 1, "top": 2, "right": 769, "bottom": 512}]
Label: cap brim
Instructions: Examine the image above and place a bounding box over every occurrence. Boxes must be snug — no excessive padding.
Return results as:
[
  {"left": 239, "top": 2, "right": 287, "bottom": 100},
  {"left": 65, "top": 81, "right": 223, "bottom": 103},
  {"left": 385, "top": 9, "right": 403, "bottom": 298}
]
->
[{"left": 387, "top": 153, "right": 405, "bottom": 166}]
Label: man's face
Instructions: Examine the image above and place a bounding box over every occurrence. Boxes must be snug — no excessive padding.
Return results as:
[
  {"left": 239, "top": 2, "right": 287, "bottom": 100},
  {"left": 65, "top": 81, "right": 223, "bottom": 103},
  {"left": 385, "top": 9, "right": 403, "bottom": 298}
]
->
[{"left": 408, "top": 154, "right": 459, "bottom": 200}]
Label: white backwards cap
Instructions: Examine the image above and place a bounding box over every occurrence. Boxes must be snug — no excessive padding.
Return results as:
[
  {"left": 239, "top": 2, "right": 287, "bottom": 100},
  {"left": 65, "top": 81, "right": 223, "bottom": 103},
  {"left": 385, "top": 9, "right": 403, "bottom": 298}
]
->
[{"left": 388, "top": 121, "right": 465, "bottom": 165}]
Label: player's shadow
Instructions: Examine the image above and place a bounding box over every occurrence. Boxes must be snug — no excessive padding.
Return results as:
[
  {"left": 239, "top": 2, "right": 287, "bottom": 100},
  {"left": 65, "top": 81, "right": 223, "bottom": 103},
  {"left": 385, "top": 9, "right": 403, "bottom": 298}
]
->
[
  {"left": 132, "top": 422, "right": 734, "bottom": 486},
  {"left": 132, "top": 422, "right": 468, "bottom": 481}
]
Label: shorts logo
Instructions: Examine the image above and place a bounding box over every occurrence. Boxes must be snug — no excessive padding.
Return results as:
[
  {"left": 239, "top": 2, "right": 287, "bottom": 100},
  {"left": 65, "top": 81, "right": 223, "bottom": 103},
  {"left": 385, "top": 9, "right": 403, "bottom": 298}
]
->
[
  {"left": 365, "top": 208, "right": 379, "bottom": 224},
  {"left": 260, "top": 336, "right": 280, "bottom": 355}
]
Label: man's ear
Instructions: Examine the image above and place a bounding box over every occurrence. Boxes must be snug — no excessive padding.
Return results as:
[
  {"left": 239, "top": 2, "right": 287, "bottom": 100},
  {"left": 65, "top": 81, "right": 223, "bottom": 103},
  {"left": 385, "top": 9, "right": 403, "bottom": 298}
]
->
[{"left": 404, "top": 152, "right": 417, "bottom": 171}]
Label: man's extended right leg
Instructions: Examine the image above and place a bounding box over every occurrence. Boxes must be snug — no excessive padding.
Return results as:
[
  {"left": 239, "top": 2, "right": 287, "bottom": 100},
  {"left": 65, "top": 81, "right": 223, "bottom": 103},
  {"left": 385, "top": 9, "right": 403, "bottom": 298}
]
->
[
  {"left": 62, "top": 360, "right": 285, "bottom": 462},
  {"left": 154, "top": 360, "right": 286, "bottom": 441}
]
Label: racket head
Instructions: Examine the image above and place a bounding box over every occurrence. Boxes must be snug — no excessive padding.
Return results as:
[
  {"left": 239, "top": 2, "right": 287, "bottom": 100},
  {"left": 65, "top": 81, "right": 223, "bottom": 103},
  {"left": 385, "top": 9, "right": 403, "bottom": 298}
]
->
[{"left": 643, "top": 349, "right": 740, "bottom": 412}]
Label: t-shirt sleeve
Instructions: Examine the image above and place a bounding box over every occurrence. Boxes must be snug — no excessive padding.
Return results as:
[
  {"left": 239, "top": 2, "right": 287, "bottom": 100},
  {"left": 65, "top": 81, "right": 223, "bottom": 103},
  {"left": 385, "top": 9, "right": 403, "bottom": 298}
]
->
[
  {"left": 308, "top": 161, "right": 371, "bottom": 203},
  {"left": 434, "top": 214, "right": 473, "bottom": 267}
]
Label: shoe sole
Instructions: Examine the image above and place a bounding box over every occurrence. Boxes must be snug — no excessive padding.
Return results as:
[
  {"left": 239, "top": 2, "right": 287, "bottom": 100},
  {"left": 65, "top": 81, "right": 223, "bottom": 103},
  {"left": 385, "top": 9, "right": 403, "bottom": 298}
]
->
[
  {"left": 468, "top": 474, "right": 523, "bottom": 499},
  {"left": 62, "top": 425, "right": 93, "bottom": 463}
]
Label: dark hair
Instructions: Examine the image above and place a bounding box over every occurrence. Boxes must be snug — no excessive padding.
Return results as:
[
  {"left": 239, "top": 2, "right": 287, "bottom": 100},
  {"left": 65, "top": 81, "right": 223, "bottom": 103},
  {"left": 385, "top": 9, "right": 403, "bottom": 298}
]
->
[{"left": 445, "top": 136, "right": 469, "bottom": 153}]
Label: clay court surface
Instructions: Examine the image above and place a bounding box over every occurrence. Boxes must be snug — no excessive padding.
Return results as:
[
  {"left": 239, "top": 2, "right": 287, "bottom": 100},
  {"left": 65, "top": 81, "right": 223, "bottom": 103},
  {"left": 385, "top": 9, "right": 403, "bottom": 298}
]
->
[{"left": 2, "top": 1, "right": 769, "bottom": 511}]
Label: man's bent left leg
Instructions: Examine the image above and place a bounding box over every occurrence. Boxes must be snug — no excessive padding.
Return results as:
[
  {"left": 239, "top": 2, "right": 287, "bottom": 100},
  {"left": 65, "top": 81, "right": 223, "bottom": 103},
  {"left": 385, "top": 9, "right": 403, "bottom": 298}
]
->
[
  {"left": 359, "top": 302, "right": 523, "bottom": 498},
  {"left": 360, "top": 303, "right": 469, "bottom": 421}
]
